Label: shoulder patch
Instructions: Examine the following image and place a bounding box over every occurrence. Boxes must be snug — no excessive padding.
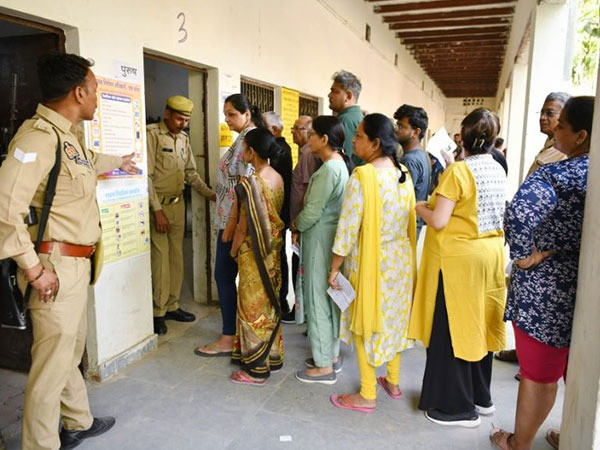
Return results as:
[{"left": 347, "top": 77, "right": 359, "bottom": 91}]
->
[{"left": 32, "top": 118, "right": 53, "bottom": 134}]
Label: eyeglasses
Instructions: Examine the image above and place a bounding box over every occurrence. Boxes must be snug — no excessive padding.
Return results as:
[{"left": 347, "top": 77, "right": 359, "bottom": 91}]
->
[
  {"left": 539, "top": 109, "right": 560, "bottom": 118},
  {"left": 291, "top": 126, "right": 309, "bottom": 132},
  {"left": 307, "top": 129, "right": 318, "bottom": 138}
]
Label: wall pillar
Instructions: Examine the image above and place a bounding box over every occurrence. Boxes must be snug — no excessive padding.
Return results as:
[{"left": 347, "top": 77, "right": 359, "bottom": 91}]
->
[{"left": 561, "top": 63, "right": 600, "bottom": 450}]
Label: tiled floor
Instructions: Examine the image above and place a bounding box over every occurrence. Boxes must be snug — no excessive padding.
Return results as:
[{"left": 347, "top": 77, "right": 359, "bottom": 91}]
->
[{"left": 0, "top": 302, "right": 563, "bottom": 450}]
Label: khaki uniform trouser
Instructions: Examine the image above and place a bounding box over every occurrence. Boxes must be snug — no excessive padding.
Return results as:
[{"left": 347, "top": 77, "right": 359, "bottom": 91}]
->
[
  {"left": 150, "top": 199, "right": 185, "bottom": 317},
  {"left": 18, "top": 252, "right": 93, "bottom": 450}
]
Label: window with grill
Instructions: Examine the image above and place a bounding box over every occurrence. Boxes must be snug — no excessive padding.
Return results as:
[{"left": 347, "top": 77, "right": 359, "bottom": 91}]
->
[
  {"left": 299, "top": 94, "right": 319, "bottom": 118},
  {"left": 240, "top": 78, "right": 274, "bottom": 113}
]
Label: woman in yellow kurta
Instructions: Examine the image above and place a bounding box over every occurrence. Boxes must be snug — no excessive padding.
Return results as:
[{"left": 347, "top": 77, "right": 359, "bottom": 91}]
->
[
  {"left": 328, "top": 114, "right": 417, "bottom": 413},
  {"left": 408, "top": 108, "right": 506, "bottom": 427}
]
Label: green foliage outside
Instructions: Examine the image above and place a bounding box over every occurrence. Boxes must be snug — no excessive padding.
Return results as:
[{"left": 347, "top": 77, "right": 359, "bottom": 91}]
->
[{"left": 572, "top": 0, "right": 600, "bottom": 85}]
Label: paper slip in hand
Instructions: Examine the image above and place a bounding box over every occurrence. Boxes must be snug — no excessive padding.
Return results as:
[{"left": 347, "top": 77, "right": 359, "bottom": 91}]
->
[
  {"left": 290, "top": 244, "right": 300, "bottom": 256},
  {"left": 327, "top": 273, "right": 356, "bottom": 312}
]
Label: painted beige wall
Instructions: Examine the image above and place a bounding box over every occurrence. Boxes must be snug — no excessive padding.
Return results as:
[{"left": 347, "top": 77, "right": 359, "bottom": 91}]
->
[{"left": 0, "top": 0, "right": 447, "bottom": 371}]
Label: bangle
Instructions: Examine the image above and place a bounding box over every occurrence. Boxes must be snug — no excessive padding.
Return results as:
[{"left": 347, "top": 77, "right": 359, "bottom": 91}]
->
[{"left": 29, "top": 267, "right": 44, "bottom": 283}]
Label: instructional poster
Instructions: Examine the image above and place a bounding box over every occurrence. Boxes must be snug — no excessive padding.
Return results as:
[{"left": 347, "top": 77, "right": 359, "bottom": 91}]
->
[
  {"left": 89, "top": 75, "right": 145, "bottom": 178},
  {"left": 280, "top": 87, "right": 300, "bottom": 166},
  {"left": 98, "top": 187, "right": 150, "bottom": 264}
]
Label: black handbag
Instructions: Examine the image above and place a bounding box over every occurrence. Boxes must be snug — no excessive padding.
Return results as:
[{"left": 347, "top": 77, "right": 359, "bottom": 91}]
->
[{"left": 0, "top": 130, "right": 62, "bottom": 329}]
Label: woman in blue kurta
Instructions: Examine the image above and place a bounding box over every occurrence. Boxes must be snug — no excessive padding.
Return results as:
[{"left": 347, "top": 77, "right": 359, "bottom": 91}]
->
[{"left": 491, "top": 96, "right": 594, "bottom": 449}]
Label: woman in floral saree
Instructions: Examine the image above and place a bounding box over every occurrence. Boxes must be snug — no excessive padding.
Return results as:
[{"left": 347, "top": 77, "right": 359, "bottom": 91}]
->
[{"left": 229, "top": 127, "right": 285, "bottom": 386}]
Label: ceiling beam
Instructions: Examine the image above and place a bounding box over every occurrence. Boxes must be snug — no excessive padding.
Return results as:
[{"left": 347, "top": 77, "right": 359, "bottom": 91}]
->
[
  {"left": 382, "top": 7, "right": 515, "bottom": 23},
  {"left": 389, "top": 17, "right": 512, "bottom": 30},
  {"left": 412, "top": 46, "right": 506, "bottom": 55},
  {"left": 402, "top": 35, "right": 507, "bottom": 44},
  {"left": 372, "top": 0, "right": 516, "bottom": 14},
  {"left": 397, "top": 26, "right": 509, "bottom": 38},
  {"left": 406, "top": 40, "right": 507, "bottom": 49}
]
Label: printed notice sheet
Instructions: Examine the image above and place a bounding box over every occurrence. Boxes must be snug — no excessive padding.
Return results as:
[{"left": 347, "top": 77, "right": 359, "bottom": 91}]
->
[{"left": 327, "top": 273, "right": 356, "bottom": 312}]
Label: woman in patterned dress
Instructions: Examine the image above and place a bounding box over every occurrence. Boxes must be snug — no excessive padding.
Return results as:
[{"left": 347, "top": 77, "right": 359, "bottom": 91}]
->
[
  {"left": 409, "top": 108, "right": 507, "bottom": 427},
  {"left": 328, "top": 113, "right": 417, "bottom": 412},
  {"left": 228, "top": 127, "right": 285, "bottom": 385},
  {"left": 491, "top": 97, "right": 594, "bottom": 449},
  {"left": 195, "top": 94, "right": 262, "bottom": 356}
]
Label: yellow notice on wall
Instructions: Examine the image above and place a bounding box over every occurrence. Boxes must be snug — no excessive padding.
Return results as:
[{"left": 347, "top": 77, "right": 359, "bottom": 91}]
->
[
  {"left": 99, "top": 197, "right": 150, "bottom": 264},
  {"left": 220, "top": 123, "right": 234, "bottom": 148},
  {"left": 281, "top": 87, "right": 300, "bottom": 167}
]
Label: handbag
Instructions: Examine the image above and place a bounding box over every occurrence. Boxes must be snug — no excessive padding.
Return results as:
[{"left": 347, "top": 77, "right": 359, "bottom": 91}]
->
[{"left": 0, "top": 130, "right": 62, "bottom": 329}]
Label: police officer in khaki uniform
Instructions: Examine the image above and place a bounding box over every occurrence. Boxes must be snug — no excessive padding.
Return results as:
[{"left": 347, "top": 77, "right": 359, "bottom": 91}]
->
[
  {"left": 147, "top": 96, "right": 215, "bottom": 335},
  {"left": 0, "top": 54, "right": 138, "bottom": 449}
]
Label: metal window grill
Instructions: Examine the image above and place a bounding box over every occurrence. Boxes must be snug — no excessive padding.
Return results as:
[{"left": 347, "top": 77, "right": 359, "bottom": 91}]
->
[
  {"left": 299, "top": 94, "right": 319, "bottom": 118},
  {"left": 241, "top": 78, "right": 274, "bottom": 113}
]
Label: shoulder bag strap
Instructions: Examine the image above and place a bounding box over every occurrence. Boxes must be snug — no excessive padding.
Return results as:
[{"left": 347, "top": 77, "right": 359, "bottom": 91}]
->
[{"left": 23, "top": 129, "right": 62, "bottom": 302}]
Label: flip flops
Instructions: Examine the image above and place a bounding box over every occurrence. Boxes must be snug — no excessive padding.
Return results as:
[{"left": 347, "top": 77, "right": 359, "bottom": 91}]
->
[
  {"left": 194, "top": 344, "right": 232, "bottom": 357},
  {"left": 377, "top": 376, "right": 402, "bottom": 400},
  {"left": 546, "top": 428, "right": 559, "bottom": 449},
  {"left": 229, "top": 370, "right": 266, "bottom": 386},
  {"left": 490, "top": 428, "right": 513, "bottom": 450},
  {"left": 330, "top": 394, "right": 375, "bottom": 414}
]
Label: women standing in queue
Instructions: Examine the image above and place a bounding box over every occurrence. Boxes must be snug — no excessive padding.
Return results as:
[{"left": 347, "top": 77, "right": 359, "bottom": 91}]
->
[
  {"left": 491, "top": 96, "right": 594, "bottom": 450},
  {"left": 195, "top": 94, "right": 262, "bottom": 357},
  {"left": 292, "top": 116, "right": 351, "bottom": 385},
  {"left": 409, "top": 108, "right": 507, "bottom": 427},
  {"left": 328, "top": 114, "right": 417, "bottom": 412},
  {"left": 228, "top": 127, "right": 285, "bottom": 385}
]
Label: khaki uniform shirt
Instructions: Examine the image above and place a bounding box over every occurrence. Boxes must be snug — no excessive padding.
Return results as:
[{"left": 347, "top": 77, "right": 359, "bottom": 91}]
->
[
  {"left": 0, "top": 104, "right": 122, "bottom": 270},
  {"left": 526, "top": 137, "right": 566, "bottom": 176},
  {"left": 146, "top": 121, "right": 214, "bottom": 211}
]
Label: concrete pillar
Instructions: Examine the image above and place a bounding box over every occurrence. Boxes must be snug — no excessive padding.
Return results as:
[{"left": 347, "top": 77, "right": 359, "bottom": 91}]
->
[
  {"left": 506, "top": 63, "right": 528, "bottom": 199},
  {"left": 560, "top": 66, "right": 600, "bottom": 450},
  {"left": 519, "top": 0, "right": 570, "bottom": 186}
]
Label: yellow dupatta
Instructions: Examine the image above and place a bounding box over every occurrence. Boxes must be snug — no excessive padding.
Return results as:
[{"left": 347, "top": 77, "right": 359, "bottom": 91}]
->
[{"left": 349, "top": 164, "right": 383, "bottom": 340}]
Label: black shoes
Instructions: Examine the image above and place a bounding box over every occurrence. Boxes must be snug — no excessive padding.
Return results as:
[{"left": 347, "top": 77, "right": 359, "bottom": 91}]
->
[
  {"left": 164, "top": 308, "right": 196, "bottom": 322},
  {"left": 281, "top": 308, "right": 295, "bottom": 324},
  {"left": 425, "top": 409, "right": 481, "bottom": 428},
  {"left": 153, "top": 317, "right": 167, "bottom": 335},
  {"left": 60, "top": 416, "right": 116, "bottom": 449}
]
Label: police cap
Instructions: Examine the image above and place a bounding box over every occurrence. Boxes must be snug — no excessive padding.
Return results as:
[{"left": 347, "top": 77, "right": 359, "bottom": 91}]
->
[{"left": 166, "top": 95, "right": 193, "bottom": 116}]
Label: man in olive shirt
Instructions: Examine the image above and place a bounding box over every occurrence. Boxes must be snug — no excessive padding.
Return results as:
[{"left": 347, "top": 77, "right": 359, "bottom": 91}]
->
[
  {"left": 147, "top": 95, "right": 215, "bottom": 335},
  {"left": 328, "top": 70, "right": 364, "bottom": 166},
  {"left": 0, "top": 53, "right": 137, "bottom": 450}
]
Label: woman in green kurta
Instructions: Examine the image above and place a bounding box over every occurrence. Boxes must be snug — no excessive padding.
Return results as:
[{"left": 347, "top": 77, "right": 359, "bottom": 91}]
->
[{"left": 291, "top": 116, "right": 351, "bottom": 385}]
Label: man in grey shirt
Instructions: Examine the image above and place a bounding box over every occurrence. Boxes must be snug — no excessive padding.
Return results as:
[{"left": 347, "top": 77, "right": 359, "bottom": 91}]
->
[{"left": 394, "top": 104, "right": 431, "bottom": 237}]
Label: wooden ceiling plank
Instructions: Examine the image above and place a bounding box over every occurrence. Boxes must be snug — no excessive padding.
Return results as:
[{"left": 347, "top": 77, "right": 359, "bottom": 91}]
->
[
  {"left": 382, "top": 7, "right": 515, "bottom": 23},
  {"left": 373, "top": 0, "right": 515, "bottom": 14},
  {"left": 397, "top": 26, "right": 509, "bottom": 38},
  {"left": 401, "top": 35, "right": 507, "bottom": 44},
  {"left": 406, "top": 40, "right": 507, "bottom": 49},
  {"left": 389, "top": 17, "right": 511, "bottom": 30}
]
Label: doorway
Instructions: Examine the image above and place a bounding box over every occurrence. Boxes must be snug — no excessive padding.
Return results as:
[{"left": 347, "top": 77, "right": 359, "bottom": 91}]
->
[
  {"left": 0, "top": 14, "right": 65, "bottom": 371},
  {"left": 143, "top": 53, "right": 213, "bottom": 306}
]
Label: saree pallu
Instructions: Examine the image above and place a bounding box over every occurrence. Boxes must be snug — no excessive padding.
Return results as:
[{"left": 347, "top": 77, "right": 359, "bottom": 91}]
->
[{"left": 231, "top": 175, "right": 285, "bottom": 378}]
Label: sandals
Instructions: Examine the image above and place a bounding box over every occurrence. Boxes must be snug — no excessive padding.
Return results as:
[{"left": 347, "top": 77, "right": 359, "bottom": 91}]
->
[
  {"left": 495, "top": 350, "right": 518, "bottom": 363},
  {"left": 229, "top": 370, "right": 266, "bottom": 386},
  {"left": 490, "top": 428, "right": 513, "bottom": 450},
  {"left": 377, "top": 376, "right": 402, "bottom": 399},
  {"left": 330, "top": 394, "right": 375, "bottom": 414},
  {"left": 546, "top": 428, "right": 559, "bottom": 449},
  {"left": 194, "top": 343, "right": 232, "bottom": 357}
]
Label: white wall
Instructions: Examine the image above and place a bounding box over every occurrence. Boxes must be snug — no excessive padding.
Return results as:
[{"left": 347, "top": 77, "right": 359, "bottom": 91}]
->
[{"left": 0, "top": 0, "right": 447, "bottom": 374}]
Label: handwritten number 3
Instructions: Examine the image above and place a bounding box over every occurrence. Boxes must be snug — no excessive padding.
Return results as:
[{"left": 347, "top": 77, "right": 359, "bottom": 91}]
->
[{"left": 177, "top": 12, "right": 188, "bottom": 43}]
